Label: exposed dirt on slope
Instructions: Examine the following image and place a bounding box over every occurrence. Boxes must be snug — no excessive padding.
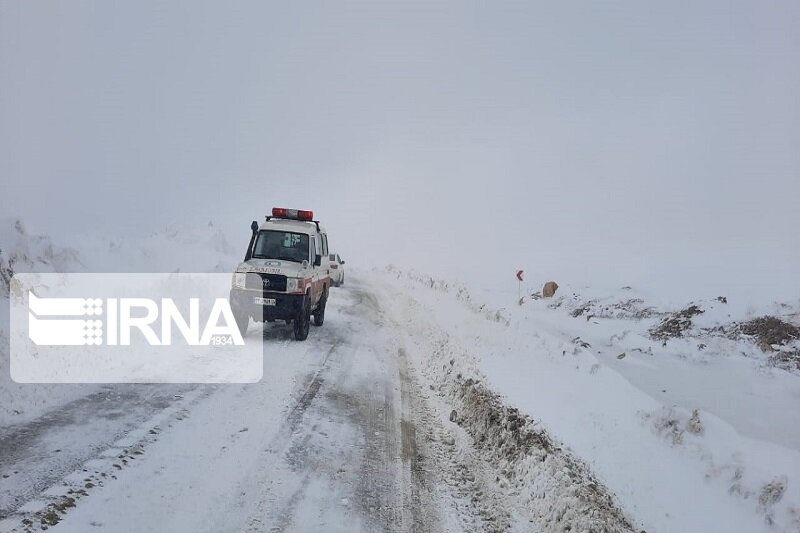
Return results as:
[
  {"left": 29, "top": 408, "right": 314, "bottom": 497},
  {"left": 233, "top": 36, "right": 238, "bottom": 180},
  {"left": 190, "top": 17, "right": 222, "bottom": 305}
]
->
[
  {"left": 649, "top": 304, "right": 704, "bottom": 340},
  {"left": 449, "top": 376, "right": 636, "bottom": 532},
  {"left": 737, "top": 316, "right": 799, "bottom": 348},
  {"left": 735, "top": 316, "right": 800, "bottom": 371}
]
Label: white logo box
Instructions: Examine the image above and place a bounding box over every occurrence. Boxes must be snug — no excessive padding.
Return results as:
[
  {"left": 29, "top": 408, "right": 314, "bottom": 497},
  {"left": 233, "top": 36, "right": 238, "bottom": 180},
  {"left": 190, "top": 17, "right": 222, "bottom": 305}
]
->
[{"left": 10, "top": 273, "right": 263, "bottom": 383}]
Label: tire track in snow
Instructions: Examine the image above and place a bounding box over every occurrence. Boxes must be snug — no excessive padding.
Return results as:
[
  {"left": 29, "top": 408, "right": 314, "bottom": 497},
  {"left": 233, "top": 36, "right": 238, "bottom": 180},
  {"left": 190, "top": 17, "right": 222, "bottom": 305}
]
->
[
  {"left": 242, "top": 341, "right": 339, "bottom": 532},
  {"left": 0, "top": 386, "right": 211, "bottom": 533}
]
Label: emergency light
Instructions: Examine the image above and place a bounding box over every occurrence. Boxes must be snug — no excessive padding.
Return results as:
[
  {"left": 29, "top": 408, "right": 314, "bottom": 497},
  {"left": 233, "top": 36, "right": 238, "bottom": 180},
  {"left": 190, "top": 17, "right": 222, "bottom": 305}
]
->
[{"left": 272, "top": 207, "right": 314, "bottom": 221}]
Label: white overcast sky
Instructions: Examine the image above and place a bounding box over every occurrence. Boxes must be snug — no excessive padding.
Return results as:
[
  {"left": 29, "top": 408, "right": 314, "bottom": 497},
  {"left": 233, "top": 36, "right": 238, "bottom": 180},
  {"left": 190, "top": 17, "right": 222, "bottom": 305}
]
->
[{"left": 2, "top": 1, "right": 798, "bottom": 300}]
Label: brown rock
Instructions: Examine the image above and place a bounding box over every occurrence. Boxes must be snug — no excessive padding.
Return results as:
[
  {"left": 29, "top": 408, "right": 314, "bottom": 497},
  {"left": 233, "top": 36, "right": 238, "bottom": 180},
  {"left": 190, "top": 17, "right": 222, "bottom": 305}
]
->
[{"left": 542, "top": 281, "right": 559, "bottom": 298}]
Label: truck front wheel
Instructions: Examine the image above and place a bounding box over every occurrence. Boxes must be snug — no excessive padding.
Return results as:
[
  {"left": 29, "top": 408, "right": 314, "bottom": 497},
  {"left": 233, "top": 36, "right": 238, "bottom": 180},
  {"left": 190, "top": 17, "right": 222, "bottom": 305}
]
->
[
  {"left": 293, "top": 296, "right": 311, "bottom": 341},
  {"left": 313, "top": 288, "right": 327, "bottom": 327}
]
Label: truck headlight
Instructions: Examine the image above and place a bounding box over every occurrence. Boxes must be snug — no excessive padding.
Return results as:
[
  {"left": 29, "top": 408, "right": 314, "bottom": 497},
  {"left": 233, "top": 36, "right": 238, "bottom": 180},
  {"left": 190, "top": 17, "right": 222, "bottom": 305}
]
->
[
  {"left": 232, "top": 272, "right": 247, "bottom": 289},
  {"left": 286, "top": 278, "right": 299, "bottom": 292}
]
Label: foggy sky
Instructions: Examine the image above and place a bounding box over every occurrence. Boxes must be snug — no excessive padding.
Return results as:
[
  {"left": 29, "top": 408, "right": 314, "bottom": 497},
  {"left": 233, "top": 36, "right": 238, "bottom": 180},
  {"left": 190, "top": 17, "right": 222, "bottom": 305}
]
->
[{"left": 2, "top": 1, "right": 799, "bottom": 301}]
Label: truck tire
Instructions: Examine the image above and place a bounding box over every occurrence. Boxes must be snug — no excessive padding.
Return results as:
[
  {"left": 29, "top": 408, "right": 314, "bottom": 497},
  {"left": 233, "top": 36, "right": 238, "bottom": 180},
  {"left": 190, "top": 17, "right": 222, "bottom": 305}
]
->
[
  {"left": 293, "top": 296, "right": 311, "bottom": 341},
  {"left": 313, "top": 288, "right": 327, "bottom": 326}
]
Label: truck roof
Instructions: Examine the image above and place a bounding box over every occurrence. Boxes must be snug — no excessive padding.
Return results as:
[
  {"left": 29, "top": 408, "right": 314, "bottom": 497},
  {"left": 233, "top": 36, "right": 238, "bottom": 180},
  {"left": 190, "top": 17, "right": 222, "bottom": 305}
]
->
[{"left": 259, "top": 218, "right": 326, "bottom": 234}]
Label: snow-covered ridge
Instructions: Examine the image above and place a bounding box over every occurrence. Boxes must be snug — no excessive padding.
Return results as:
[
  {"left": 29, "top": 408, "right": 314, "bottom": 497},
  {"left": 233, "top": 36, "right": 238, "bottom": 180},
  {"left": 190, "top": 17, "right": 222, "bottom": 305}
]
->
[
  {"left": 541, "top": 287, "right": 800, "bottom": 376},
  {"left": 384, "top": 264, "right": 800, "bottom": 375},
  {"left": 0, "top": 220, "right": 84, "bottom": 297},
  {"left": 0, "top": 218, "right": 242, "bottom": 280}
]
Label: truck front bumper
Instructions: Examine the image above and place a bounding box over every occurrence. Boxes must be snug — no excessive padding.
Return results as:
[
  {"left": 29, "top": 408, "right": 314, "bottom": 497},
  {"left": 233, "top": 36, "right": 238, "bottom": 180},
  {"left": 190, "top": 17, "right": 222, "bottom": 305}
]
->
[{"left": 229, "top": 288, "right": 305, "bottom": 321}]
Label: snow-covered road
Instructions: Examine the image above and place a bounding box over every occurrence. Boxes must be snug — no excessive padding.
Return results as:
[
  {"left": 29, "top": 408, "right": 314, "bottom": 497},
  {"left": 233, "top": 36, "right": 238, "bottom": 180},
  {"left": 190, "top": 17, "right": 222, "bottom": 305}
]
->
[{"left": 0, "top": 282, "right": 529, "bottom": 533}]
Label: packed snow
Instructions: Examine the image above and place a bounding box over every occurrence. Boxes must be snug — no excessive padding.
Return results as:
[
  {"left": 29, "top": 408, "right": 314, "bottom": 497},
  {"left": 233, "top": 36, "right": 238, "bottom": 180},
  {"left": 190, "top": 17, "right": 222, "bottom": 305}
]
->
[{"left": 2, "top": 219, "right": 799, "bottom": 532}]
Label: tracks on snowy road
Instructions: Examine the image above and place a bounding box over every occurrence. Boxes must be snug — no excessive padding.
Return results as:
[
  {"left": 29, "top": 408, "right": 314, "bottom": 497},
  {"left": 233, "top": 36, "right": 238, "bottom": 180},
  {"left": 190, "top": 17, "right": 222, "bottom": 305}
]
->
[{"left": 1, "top": 281, "right": 525, "bottom": 533}]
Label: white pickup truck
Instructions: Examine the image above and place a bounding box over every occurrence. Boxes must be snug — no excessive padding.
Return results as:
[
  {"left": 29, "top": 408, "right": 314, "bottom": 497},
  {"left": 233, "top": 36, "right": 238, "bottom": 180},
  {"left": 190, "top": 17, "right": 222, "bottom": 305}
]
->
[{"left": 229, "top": 208, "right": 331, "bottom": 340}]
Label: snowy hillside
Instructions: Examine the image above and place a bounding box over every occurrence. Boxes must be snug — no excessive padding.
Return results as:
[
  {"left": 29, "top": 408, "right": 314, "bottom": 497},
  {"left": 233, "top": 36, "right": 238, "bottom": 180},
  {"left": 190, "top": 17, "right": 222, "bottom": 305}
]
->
[
  {"left": 0, "top": 219, "right": 243, "bottom": 424},
  {"left": 375, "top": 266, "right": 800, "bottom": 532}
]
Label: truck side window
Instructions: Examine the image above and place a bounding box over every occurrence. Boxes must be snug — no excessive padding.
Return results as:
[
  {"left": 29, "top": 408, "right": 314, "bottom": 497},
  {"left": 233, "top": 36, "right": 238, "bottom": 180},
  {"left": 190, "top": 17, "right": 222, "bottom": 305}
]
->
[{"left": 322, "top": 234, "right": 329, "bottom": 256}]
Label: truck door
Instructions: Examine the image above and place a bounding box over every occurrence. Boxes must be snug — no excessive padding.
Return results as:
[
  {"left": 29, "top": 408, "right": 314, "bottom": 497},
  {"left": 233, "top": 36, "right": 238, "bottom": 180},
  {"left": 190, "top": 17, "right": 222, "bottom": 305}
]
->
[
  {"left": 321, "top": 233, "right": 330, "bottom": 280},
  {"left": 311, "top": 236, "right": 322, "bottom": 303}
]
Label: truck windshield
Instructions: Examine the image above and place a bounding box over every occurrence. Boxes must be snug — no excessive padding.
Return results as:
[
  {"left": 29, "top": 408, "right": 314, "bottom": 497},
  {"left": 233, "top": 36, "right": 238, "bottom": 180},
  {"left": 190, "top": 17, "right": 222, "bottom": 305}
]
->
[{"left": 252, "top": 230, "right": 310, "bottom": 263}]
